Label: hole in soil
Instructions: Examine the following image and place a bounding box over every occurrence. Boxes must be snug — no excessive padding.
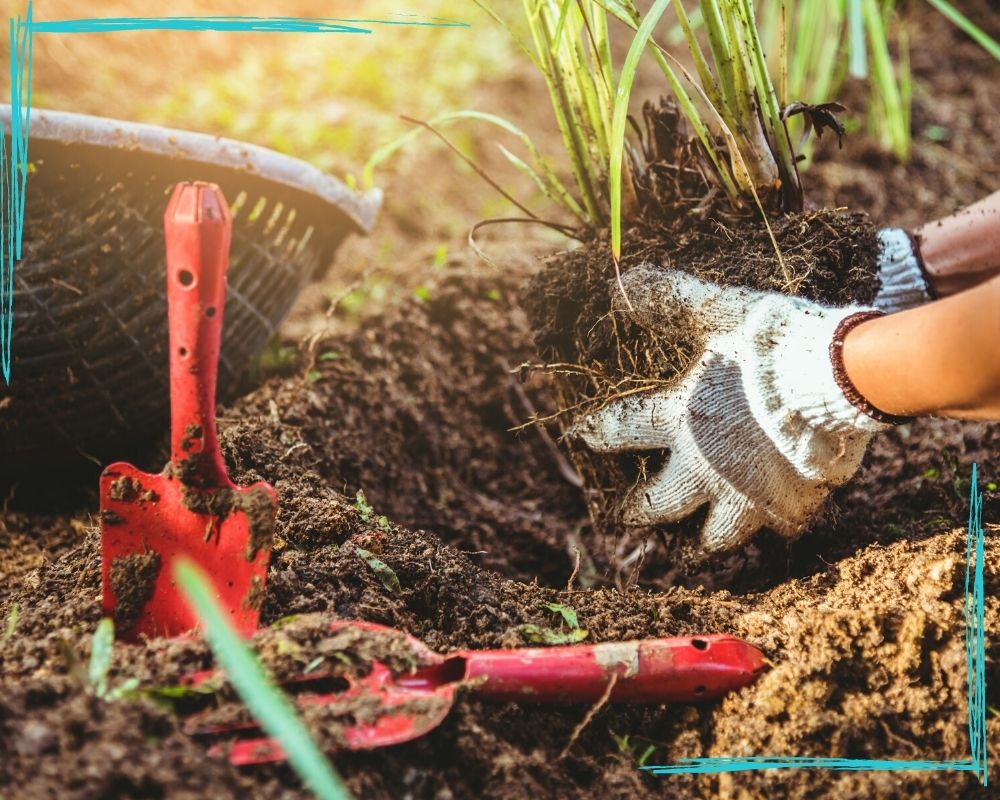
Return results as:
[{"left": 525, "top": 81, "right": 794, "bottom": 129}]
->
[
  {"left": 691, "top": 638, "right": 709, "bottom": 651},
  {"left": 205, "top": 306, "right": 216, "bottom": 318},
  {"left": 178, "top": 269, "right": 195, "bottom": 287}
]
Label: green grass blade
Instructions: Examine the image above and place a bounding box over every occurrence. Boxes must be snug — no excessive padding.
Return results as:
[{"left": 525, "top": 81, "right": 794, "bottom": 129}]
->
[
  {"left": 674, "top": 0, "right": 724, "bottom": 110},
  {"left": 726, "top": 0, "right": 796, "bottom": 206},
  {"left": 700, "top": 0, "right": 740, "bottom": 116},
  {"left": 862, "top": 0, "right": 908, "bottom": 159},
  {"left": 362, "top": 109, "right": 584, "bottom": 221},
  {"left": 925, "top": 0, "right": 1000, "bottom": 61},
  {"left": 610, "top": 0, "right": 675, "bottom": 260},
  {"left": 600, "top": 0, "right": 741, "bottom": 201},
  {"left": 552, "top": 0, "right": 574, "bottom": 43},
  {"left": 362, "top": 127, "right": 422, "bottom": 188},
  {"left": 778, "top": 0, "right": 787, "bottom": 106},
  {"left": 473, "top": 0, "right": 543, "bottom": 69},
  {"left": 88, "top": 618, "right": 115, "bottom": 698},
  {"left": 174, "top": 558, "right": 352, "bottom": 800},
  {"left": 527, "top": 0, "right": 604, "bottom": 222},
  {"left": 848, "top": 0, "right": 867, "bottom": 78}
]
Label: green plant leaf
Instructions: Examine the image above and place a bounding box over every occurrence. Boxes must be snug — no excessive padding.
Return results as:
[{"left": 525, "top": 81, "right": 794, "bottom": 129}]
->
[
  {"left": 517, "top": 623, "right": 589, "bottom": 645},
  {"left": 146, "top": 681, "right": 222, "bottom": 700},
  {"left": 542, "top": 601, "right": 580, "bottom": 629},
  {"left": 2, "top": 602, "right": 20, "bottom": 644},
  {"left": 355, "top": 548, "right": 402, "bottom": 594},
  {"left": 609, "top": 0, "right": 674, "bottom": 261},
  {"left": 108, "top": 677, "right": 141, "bottom": 701},
  {"left": 174, "top": 558, "right": 352, "bottom": 800},
  {"left": 847, "top": 0, "right": 867, "bottom": 78},
  {"left": 354, "top": 489, "right": 374, "bottom": 523},
  {"left": 88, "top": 618, "right": 115, "bottom": 699}
]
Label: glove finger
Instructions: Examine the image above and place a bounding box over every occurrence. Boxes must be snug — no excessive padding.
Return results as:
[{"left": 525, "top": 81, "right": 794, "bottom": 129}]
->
[
  {"left": 617, "top": 265, "right": 757, "bottom": 335},
  {"left": 622, "top": 452, "right": 708, "bottom": 526},
  {"left": 574, "top": 391, "right": 680, "bottom": 452},
  {"left": 700, "top": 493, "right": 766, "bottom": 552}
]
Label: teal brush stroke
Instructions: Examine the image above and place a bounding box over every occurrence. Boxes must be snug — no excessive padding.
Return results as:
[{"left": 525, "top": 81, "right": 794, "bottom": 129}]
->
[
  {"left": 30, "top": 16, "right": 470, "bottom": 34},
  {"left": 643, "top": 464, "right": 988, "bottom": 785},
  {"left": 1, "top": 2, "right": 467, "bottom": 382}
]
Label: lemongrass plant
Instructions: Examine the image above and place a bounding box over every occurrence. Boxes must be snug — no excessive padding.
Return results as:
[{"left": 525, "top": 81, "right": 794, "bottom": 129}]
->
[
  {"left": 367, "top": 0, "right": 999, "bottom": 264},
  {"left": 492, "top": 0, "right": 809, "bottom": 261}
]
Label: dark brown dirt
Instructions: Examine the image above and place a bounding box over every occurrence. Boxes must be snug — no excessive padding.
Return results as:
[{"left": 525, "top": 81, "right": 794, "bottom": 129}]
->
[
  {"left": 108, "top": 551, "right": 161, "bottom": 631},
  {"left": 0, "top": 678, "right": 250, "bottom": 800},
  {"left": 2, "top": 3, "right": 999, "bottom": 799}
]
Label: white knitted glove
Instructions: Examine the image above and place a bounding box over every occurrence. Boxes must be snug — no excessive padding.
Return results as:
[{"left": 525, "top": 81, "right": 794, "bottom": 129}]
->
[
  {"left": 574, "top": 266, "right": 894, "bottom": 552},
  {"left": 874, "top": 227, "right": 932, "bottom": 313}
]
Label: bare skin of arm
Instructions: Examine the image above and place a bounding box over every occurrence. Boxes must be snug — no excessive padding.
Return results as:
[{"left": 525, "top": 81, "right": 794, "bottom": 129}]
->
[
  {"left": 918, "top": 190, "right": 1000, "bottom": 297},
  {"left": 843, "top": 274, "right": 1000, "bottom": 420}
]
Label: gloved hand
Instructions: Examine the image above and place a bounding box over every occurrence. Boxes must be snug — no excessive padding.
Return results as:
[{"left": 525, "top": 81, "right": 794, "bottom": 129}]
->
[
  {"left": 874, "top": 227, "right": 933, "bottom": 313},
  {"left": 573, "top": 266, "right": 902, "bottom": 551}
]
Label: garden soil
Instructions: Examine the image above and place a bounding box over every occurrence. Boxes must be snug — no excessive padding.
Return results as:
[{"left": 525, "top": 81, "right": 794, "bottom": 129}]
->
[{"left": 2, "top": 7, "right": 1000, "bottom": 800}]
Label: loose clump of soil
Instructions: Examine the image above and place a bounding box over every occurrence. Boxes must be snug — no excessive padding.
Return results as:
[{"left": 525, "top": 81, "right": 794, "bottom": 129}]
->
[
  {"left": 108, "top": 551, "right": 161, "bottom": 630},
  {"left": 526, "top": 209, "right": 880, "bottom": 404},
  {"left": 0, "top": 677, "right": 250, "bottom": 799},
  {"left": 522, "top": 101, "right": 881, "bottom": 534}
]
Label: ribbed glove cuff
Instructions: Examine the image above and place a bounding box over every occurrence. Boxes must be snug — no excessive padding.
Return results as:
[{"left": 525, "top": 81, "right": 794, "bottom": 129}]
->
[{"left": 873, "top": 228, "right": 934, "bottom": 313}]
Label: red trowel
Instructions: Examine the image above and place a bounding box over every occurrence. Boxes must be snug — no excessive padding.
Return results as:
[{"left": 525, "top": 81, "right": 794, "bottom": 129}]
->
[{"left": 99, "top": 182, "right": 276, "bottom": 642}]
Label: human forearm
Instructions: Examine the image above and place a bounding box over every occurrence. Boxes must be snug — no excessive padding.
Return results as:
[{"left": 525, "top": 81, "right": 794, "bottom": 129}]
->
[
  {"left": 916, "top": 190, "right": 1000, "bottom": 297},
  {"left": 843, "top": 275, "right": 1000, "bottom": 420}
]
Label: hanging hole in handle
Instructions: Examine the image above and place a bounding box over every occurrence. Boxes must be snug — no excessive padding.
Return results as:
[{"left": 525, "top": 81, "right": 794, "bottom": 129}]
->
[
  {"left": 179, "top": 347, "right": 188, "bottom": 357},
  {"left": 691, "top": 638, "right": 709, "bottom": 651},
  {"left": 205, "top": 306, "right": 216, "bottom": 318},
  {"left": 178, "top": 269, "right": 195, "bottom": 287},
  {"left": 694, "top": 685, "right": 706, "bottom": 695}
]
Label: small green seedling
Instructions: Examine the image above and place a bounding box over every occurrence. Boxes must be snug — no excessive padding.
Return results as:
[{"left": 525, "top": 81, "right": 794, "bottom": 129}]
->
[
  {"left": 542, "top": 601, "right": 581, "bottom": 630},
  {"left": 516, "top": 623, "right": 588, "bottom": 645},
  {"left": 2, "top": 602, "right": 20, "bottom": 643},
  {"left": 354, "top": 491, "right": 391, "bottom": 532},
  {"left": 355, "top": 547, "right": 402, "bottom": 594},
  {"left": 611, "top": 731, "right": 657, "bottom": 766},
  {"left": 87, "top": 618, "right": 140, "bottom": 701},
  {"left": 414, "top": 286, "right": 432, "bottom": 302},
  {"left": 354, "top": 489, "right": 374, "bottom": 523}
]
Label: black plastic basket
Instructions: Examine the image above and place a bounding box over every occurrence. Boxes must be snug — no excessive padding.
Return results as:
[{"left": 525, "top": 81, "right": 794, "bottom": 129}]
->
[{"left": 1, "top": 106, "right": 379, "bottom": 473}]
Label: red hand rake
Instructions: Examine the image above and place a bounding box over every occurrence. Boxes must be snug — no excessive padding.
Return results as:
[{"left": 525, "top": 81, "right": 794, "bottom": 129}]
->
[{"left": 181, "top": 620, "right": 768, "bottom": 765}]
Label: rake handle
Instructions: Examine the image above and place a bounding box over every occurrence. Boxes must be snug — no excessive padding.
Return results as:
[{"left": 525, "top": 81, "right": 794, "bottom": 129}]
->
[
  {"left": 459, "top": 634, "right": 766, "bottom": 704},
  {"left": 164, "top": 182, "right": 233, "bottom": 485}
]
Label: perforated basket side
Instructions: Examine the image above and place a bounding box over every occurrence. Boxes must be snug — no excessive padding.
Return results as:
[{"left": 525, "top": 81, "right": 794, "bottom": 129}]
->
[{"left": 1, "top": 135, "right": 360, "bottom": 472}]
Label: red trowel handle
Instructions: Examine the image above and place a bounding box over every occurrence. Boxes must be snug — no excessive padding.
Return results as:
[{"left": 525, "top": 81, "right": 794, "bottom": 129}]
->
[
  {"left": 164, "top": 182, "right": 232, "bottom": 486},
  {"left": 459, "top": 634, "right": 767, "bottom": 704}
]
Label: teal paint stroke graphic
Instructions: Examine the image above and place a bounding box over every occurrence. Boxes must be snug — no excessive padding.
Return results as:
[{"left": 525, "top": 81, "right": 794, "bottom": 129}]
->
[
  {"left": 644, "top": 462, "right": 989, "bottom": 785},
  {"left": 0, "top": 2, "right": 467, "bottom": 382}
]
